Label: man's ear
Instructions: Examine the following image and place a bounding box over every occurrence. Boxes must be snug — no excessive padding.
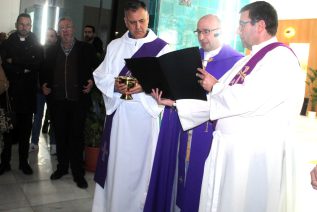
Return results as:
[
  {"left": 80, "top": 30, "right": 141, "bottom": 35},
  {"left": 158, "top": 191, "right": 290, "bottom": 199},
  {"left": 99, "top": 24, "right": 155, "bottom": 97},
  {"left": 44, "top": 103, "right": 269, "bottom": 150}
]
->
[
  {"left": 257, "top": 20, "right": 266, "bottom": 33},
  {"left": 124, "top": 17, "right": 128, "bottom": 28}
]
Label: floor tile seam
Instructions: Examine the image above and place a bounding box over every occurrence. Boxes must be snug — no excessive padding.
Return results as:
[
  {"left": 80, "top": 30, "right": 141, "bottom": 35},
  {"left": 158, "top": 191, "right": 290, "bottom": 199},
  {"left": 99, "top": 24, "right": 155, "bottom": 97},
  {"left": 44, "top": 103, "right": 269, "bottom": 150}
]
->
[{"left": 27, "top": 196, "right": 94, "bottom": 208}]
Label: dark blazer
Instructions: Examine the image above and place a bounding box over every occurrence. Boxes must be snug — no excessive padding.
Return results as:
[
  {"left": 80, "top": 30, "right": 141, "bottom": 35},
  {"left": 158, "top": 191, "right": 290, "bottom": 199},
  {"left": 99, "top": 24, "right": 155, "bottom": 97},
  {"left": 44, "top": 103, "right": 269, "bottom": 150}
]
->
[{"left": 41, "top": 39, "right": 96, "bottom": 104}]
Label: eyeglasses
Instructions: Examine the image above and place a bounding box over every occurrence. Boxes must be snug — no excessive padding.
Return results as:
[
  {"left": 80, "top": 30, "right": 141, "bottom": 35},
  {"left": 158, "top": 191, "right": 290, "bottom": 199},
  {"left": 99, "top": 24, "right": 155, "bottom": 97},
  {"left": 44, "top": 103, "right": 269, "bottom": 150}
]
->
[
  {"left": 238, "top": 20, "right": 255, "bottom": 28},
  {"left": 59, "top": 25, "right": 73, "bottom": 31},
  {"left": 194, "top": 28, "right": 220, "bottom": 36}
]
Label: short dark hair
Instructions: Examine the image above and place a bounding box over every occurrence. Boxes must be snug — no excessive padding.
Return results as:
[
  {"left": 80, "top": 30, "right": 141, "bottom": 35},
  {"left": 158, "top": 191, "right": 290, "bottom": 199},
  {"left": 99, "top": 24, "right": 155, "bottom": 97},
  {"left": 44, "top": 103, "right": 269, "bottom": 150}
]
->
[
  {"left": 124, "top": 0, "right": 147, "bottom": 13},
  {"left": 240, "top": 1, "right": 278, "bottom": 36},
  {"left": 16, "top": 13, "right": 31, "bottom": 23},
  {"left": 84, "top": 25, "right": 96, "bottom": 33}
]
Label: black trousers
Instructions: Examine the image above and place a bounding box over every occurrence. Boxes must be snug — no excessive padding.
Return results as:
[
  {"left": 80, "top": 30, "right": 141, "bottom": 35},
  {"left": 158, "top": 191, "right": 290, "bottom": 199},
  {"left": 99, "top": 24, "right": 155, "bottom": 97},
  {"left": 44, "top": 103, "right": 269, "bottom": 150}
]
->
[
  {"left": 49, "top": 98, "right": 89, "bottom": 179},
  {"left": 1, "top": 112, "right": 33, "bottom": 166}
]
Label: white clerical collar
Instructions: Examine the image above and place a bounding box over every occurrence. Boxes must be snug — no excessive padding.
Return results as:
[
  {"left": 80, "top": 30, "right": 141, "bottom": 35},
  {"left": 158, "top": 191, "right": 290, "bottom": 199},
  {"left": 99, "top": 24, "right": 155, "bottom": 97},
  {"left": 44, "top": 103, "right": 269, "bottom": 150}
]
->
[
  {"left": 250, "top": 37, "right": 278, "bottom": 56},
  {"left": 202, "top": 45, "right": 222, "bottom": 67},
  {"left": 203, "top": 44, "right": 223, "bottom": 60}
]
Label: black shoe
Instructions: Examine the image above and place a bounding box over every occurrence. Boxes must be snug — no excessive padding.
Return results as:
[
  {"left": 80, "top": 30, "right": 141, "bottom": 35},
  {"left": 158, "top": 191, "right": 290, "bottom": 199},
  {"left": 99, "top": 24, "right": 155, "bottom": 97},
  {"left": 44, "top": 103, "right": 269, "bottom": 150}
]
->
[
  {"left": 19, "top": 163, "right": 33, "bottom": 175},
  {"left": 74, "top": 177, "right": 88, "bottom": 189},
  {"left": 0, "top": 163, "right": 11, "bottom": 175},
  {"left": 50, "top": 170, "right": 68, "bottom": 180}
]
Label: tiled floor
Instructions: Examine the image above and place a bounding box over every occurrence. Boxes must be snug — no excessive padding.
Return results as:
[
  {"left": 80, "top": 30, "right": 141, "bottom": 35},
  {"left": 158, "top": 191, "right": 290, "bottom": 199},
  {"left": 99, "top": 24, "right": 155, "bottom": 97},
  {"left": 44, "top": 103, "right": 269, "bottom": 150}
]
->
[
  {"left": 291, "top": 116, "right": 317, "bottom": 212},
  {"left": 0, "top": 133, "right": 95, "bottom": 212},
  {"left": 1, "top": 116, "right": 317, "bottom": 212}
]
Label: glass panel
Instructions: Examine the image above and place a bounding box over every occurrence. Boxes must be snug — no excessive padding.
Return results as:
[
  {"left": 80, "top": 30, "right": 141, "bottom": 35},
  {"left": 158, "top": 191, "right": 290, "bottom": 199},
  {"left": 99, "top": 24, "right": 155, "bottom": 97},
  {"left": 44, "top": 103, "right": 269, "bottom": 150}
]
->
[
  {"left": 155, "top": 0, "right": 250, "bottom": 52},
  {"left": 20, "top": 0, "right": 113, "bottom": 48}
]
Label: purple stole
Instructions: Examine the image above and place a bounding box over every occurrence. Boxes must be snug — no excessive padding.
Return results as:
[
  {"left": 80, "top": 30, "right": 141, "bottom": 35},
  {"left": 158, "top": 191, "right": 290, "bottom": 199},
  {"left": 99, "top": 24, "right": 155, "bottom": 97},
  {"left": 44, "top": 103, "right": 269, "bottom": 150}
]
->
[
  {"left": 144, "top": 107, "right": 182, "bottom": 212},
  {"left": 94, "top": 38, "right": 167, "bottom": 187},
  {"left": 144, "top": 45, "right": 243, "bottom": 212},
  {"left": 176, "top": 46, "right": 243, "bottom": 212},
  {"left": 229, "top": 42, "right": 290, "bottom": 85}
]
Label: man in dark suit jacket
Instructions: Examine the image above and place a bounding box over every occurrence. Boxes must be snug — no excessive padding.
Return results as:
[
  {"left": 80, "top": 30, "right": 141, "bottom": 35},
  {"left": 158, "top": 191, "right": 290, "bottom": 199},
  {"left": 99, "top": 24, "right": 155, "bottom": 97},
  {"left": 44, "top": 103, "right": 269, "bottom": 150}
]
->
[
  {"left": 0, "top": 13, "right": 43, "bottom": 175},
  {"left": 41, "top": 17, "right": 96, "bottom": 189}
]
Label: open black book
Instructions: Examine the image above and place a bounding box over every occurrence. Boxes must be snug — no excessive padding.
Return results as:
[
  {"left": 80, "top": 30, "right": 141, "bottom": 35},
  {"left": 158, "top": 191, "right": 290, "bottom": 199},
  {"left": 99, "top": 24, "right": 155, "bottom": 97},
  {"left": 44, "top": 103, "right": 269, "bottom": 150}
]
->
[{"left": 124, "top": 47, "right": 207, "bottom": 101}]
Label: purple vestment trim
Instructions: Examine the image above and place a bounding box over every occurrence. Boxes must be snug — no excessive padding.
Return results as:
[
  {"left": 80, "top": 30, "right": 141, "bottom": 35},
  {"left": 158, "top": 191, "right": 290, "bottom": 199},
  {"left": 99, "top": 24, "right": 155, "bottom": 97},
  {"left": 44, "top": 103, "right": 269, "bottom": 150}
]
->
[
  {"left": 94, "top": 37, "right": 168, "bottom": 188},
  {"left": 144, "top": 107, "right": 182, "bottom": 212},
  {"left": 229, "top": 42, "right": 290, "bottom": 85},
  {"left": 94, "top": 112, "right": 115, "bottom": 187},
  {"left": 200, "top": 45, "right": 244, "bottom": 80},
  {"left": 144, "top": 46, "right": 243, "bottom": 212},
  {"left": 120, "top": 38, "right": 168, "bottom": 76}
]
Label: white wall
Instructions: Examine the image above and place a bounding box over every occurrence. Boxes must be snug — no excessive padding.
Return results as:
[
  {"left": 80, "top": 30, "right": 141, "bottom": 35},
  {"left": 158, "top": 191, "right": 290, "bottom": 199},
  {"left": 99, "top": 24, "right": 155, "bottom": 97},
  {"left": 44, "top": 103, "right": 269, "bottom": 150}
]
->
[
  {"left": 252, "top": 0, "right": 317, "bottom": 20},
  {"left": 0, "top": 0, "right": 20, "bottom": 33}
]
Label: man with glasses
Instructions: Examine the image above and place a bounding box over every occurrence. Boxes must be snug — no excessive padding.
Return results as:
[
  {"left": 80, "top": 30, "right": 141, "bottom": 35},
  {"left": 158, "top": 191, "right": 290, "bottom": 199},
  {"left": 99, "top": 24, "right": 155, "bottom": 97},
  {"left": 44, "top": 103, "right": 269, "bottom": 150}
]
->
[
  {"left": 0, "top": 13, "right": 42, "bottom": 175},
  {"left": 41, "top": 17, "right": 96, "bottom": 189},
  {"left": 145, "top": 14, "right": 243, "bottom": 212},
  {"left": 152, "top": 1, "right": 305, "bottom": 211},
  {"left": 92, "top": 1, "right": 170, "bottom": 211}
]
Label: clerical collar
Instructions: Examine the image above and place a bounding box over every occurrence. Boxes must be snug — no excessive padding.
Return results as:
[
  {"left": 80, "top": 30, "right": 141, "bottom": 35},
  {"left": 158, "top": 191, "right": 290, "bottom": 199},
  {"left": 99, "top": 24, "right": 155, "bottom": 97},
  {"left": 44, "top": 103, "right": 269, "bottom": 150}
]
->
[
  {"left": 203, "top": 44, "right": 222, "bottom": 59},
  {"left": 18, "top": 34, "right": 29, "bottom": 41},
  {"left": 202, "top": 44, "right": 223, "bottom": 67},
  {"left": 128, "top": 30, "right": 149, "bottom": 39},
  {"left": 250, "top": 37, "right": 277, "bottom": 56}
]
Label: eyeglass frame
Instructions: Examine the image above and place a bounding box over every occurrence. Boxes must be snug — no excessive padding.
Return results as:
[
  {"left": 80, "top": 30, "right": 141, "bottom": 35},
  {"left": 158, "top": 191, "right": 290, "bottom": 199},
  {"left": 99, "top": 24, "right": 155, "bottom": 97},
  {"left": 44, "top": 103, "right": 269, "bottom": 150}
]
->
[
  {"left": 238, "top": 19, "right": 258, "bottom": 28},
  {"left": 193, "top": 28, "right": 220, "bottom": 36}
]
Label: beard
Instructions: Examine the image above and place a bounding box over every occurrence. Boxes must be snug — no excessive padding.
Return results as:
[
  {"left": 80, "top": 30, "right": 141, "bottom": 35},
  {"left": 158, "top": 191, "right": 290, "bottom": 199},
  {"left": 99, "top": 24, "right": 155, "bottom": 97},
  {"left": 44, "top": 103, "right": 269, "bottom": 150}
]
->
[
  {"left": 84, "top": 36, "right": 93, "bottom": 42},
  {"left": 18, "top": 30, "right": 29, "bottom": 37}
]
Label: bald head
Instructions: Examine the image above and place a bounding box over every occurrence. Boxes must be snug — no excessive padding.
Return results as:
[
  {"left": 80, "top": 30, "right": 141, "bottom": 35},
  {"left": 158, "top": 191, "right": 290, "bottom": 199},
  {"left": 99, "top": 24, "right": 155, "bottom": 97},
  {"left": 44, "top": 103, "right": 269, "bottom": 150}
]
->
[
  {"left": 196, "top": 14, "right": 222, "bottom": 52},
  {"left": 198, "top": 14, "right": 221, "bottom": 28}
]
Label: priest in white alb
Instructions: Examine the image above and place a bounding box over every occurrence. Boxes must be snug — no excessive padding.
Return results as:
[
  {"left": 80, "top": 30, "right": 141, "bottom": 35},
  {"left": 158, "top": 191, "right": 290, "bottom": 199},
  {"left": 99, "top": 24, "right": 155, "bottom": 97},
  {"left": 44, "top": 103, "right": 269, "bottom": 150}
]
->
[{"left": 151, "top": 1, "right": 305, "bottom": 212}]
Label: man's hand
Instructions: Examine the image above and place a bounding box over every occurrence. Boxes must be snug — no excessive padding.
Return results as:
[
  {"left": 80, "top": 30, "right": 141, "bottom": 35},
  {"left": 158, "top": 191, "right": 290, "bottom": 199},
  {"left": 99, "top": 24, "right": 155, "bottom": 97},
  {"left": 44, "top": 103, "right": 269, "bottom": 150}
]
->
[
  {"left": 311, "top": 165, "right": 317, "bottom": 190},
  {"left": 196, "top": 68, "right": 218, "bottom": 92},
  {"left": 83, "top": 79, "right": 93, "bottom": 94},
  {"left": 115, "top": 78, "right": 128, "bottom": 94},
  {"left": 42, "top": 83, "right": 51, "bottom": 95},
  {"left": 151, "top": 88, "right": 175, "bottom": 107},
  {"left": 126, "top": 81, "right": 143, "bottom": 95}
]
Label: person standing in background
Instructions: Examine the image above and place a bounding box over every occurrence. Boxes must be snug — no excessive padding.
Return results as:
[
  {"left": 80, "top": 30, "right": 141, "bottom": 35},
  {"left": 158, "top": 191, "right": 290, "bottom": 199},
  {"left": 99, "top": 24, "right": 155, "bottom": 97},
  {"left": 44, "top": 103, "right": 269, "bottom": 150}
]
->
[
  {"left": 83, "top": 25, "right": 104, "bottom": 63},
  {"left": 41, "top": 17, "right": 96, "bottom": 189},
  {"left": 0, "top": 13, "right": 43, "bottom": 175},
  {"left": 29, "top": 28, "right": 58, "bottom": 154}
]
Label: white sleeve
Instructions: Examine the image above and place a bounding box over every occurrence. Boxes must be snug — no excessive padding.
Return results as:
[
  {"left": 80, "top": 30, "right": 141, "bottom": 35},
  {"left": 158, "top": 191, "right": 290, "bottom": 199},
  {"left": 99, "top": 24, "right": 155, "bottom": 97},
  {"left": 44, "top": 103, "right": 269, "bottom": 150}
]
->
[
  {"left": 93, "top": 42, "right": 123, "bottom": 115},
  {"left": 175, "top": 99, "right": 210, "bottom": 131}
]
